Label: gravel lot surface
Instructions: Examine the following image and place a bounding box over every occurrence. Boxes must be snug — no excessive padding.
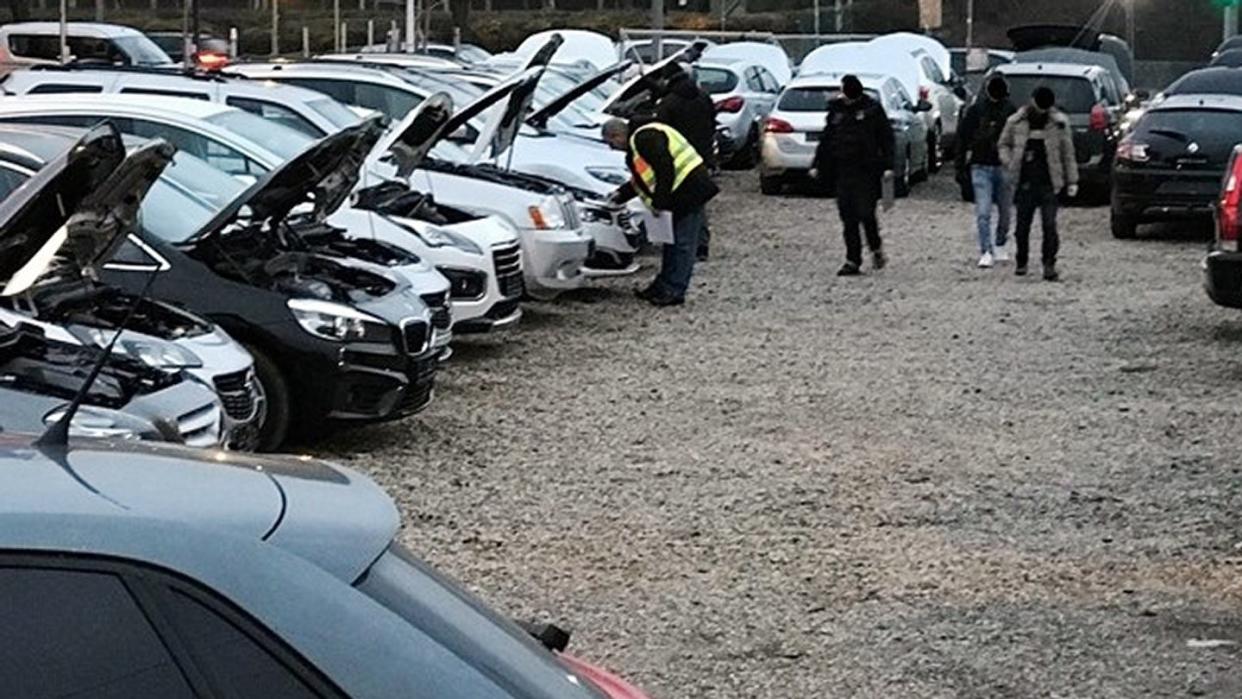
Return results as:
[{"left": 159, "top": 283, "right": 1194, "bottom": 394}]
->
[{"left": 319, "top": 171, "right": 1242, "bottom": 698}]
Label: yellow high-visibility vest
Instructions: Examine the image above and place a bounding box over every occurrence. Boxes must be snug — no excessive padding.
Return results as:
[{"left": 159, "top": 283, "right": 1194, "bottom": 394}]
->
[{"left": 629, "top": 122, "right": 703, "bottom": 208}]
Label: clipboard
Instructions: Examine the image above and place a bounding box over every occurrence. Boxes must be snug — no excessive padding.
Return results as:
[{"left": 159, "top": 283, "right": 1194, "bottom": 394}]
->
[{"left": 640, "top": 209, "right": 675, "bottom": 245}]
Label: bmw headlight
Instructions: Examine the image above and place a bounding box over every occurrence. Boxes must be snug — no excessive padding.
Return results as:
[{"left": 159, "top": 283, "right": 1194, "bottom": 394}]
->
[
  {"left": 528, "top": 196, "right": 567, "bottom": 230},
  {"left": 585, "top": 166, "right": 629, "bottom": 185},
  {"left": 70, "top": 327, "right": 203, "bottom": 370},
  {"left": 416, "top": 225, "right": 484, "bottom": 255},
  {"left": 43, "top": 405, "right": 145, "bottom": 440},
  {"left": 287, "top": 299, "right": 389, "bottom": 342}
]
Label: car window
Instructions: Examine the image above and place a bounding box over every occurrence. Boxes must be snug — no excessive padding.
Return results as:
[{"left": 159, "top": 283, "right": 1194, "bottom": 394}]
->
[
  {"left": 745, "top": 68, "right": 764, "bottom": 93},
  {"left": 921, "top": 56, "right": 946, "bottom": 84},
  {"left": 694, "top": 66, "right": 738, "bottom": 95},
  {"left": 129, "top": 118, "right": 265, "bottom": 176},
  {"left": 280, "top": 77, "right": 357, "bottom": 105},
  {"left": 7, "top": 33, "right": 61, "bottom": 60},
  {"left": 0, "top": 113, "right": 121, "bottom": 130},
  {"left": 27, "top": 82, "right": 103, "bottom": 94},
  {"left": 226, "top": 96, "right": 324, "bottom": 137},
  {"left": 161, "top": 588, "right": 320, "bottom": 698},
  {"left": 757, "top": 68, "right": 780, "bottom": 93},
  {"left": 120, "top": 87, "right": 209, "bottom": 100},
  {"left": 0, "top": 163, "right": 31, "bottom": 198},
  {"left": 1136, "top": 109, "right": 1242, "bottom": 155},
  {"left": 66, "top": 36, "right": 127, "bottom": 63},
  {"left": 777, "top": 86, "right": 879, "bottom": 111},
  {"left": 205, "top": 110, "right": 312, "bottom": 161},
  {"left": 0, "top": 567, "right": 195, "bottom": 697},
  {"left": 998, "top": 74, "right": 1099, "bottom": 113},
  {"left": 353, "top": 82, "right": 423, "bottom": 121},
  {"left": 306, "top": 97, "right": 361, "bottom": 130}
]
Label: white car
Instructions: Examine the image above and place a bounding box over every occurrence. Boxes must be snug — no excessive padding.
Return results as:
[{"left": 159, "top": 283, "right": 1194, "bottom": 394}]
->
[
  {"left": 514, "top": 29, "right": 618, "bottom": 71},
  {"left": 693, "top": 57, "right": 782, "bottom": 167},
  {"left": 867, "top": 32, "right": 966, "bottom": 166},
  {"left": 1, "top": 65, "right": 362, "bottom": 137},
  {"left": 703, "top": 41, "right": 793, "bottom": 86},
  {"left": 0, "top": 22, "right": 171, "bottom": 75},
  {"left": 0, "top": 94, "right": 458, "bottom": 353}
]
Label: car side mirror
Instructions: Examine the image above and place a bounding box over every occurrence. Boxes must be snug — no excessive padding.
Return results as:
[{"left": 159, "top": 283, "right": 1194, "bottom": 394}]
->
[{"left": 917, "top": 99, "right": 933, "bottom": 112}]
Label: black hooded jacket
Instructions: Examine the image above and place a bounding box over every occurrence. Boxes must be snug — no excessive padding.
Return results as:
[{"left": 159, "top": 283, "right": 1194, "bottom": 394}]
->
[
  {"left": 812, "top": 93, "right": 895, "bottom": 179},
  {"left": 655, "top": 70, "right": 718, "bottom": 169}
]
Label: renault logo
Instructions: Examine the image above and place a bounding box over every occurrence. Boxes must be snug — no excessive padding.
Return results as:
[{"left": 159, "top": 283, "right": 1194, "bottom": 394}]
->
[{"left": 1188, "top": 142, "right": 1201, "bottom": 154}]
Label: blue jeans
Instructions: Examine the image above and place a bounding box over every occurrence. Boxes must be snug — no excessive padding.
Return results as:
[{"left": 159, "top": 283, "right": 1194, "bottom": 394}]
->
[
  {"left": 971, "top": 165, "right": 1012, "bottom": 254},
  {"left": 653, "top": 207, "right": 704, "bottom": 299}
]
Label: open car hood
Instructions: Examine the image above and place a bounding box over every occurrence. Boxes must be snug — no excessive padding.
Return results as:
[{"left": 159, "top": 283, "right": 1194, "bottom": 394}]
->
[
  {"left": 455, "top": 67, "right": 543, "bottom": 163},
  {"left": 528, "top": 60, "right": 633, "bottom": 128},
  {"left": 602, "top": 40, "right": 709, "bottom": 117},
  {"left": 522, "top": 32, "right": 565, "bottom": 70},
  {"left": 193, "top": 116, "right": 384, "bottom": 238},
  {"left": 0, "top": 125, "right": 173, "bottom": 296},
  {"left": 373, "top": 92, "right": 454, "bottom": 178}
]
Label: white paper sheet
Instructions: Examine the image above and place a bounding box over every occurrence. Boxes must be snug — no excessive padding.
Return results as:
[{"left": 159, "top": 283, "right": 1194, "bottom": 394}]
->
[{"left": 641, "top": 209, "right": 675, "bottom": 245}]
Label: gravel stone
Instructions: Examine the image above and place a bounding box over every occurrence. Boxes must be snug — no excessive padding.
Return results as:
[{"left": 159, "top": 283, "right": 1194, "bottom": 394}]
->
[{"left": 316, "top": 172, "right": 1242, "bottom": 697}]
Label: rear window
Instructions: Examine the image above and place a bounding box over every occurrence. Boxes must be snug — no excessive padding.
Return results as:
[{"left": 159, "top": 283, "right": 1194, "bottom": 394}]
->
[
  {"left": 777, "top": 86, "right": 878, "bottom": 112},
  {"left": 1136, "top": 108, "right": 1242, "bottom": 153},
  {"left": 694, "top": 67, "right": 738, "bottom": 94},
  {"left": 999, "top": 75, "right": 1098, "bottom": 113},
  {"left": 1167, "top": 72, "right": 1242, "bottom": 97}
]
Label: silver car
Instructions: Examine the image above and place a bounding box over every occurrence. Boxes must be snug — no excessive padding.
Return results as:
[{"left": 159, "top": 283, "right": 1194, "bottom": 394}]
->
[{"left": 694, "top": 58, "right": 782, "bottom": 168}]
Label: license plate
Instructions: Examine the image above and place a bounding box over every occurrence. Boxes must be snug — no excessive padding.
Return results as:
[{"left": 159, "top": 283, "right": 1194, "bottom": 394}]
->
[{"left": 804, "top": 132, "right": 820, "bottom": 142}]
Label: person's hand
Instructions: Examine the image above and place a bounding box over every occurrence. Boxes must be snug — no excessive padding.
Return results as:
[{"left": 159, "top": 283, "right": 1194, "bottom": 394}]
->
[
  {"left": 808, "top": 167, "right": 819, "bottom": 180},
  {"left": 883, "top": 169, "right": 895, "bottom": 180},
  {"left": 1066, "top": 184, "right": 1079, "bottom": 198}
]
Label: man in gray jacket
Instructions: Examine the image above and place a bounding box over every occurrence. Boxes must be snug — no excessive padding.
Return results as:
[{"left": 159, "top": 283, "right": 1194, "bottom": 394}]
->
[{"left": 998, "top": 86, "right": 1078, "bottom": 281}]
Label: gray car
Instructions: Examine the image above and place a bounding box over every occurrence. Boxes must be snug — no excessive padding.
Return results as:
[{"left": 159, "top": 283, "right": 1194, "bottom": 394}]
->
[{"left": 0, "top": 434, "right": 652, "bottom": 698}]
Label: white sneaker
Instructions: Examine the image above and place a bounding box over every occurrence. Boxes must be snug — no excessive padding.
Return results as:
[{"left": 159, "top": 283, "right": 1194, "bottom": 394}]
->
[
  {"left": 994, "top": 246, "right": 1010, "bottom": 263},
  {"left": 978, "top": 252, "right": 994, "bottom": 268}
]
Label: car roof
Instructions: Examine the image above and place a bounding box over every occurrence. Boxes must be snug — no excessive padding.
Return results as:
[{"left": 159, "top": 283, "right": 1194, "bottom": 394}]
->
[
  {"left": 231, "top": 61, "right": 413, "bottom": 87},
  {"left": 0, "top": 21, "right": 143, "bottom": 38},
  {"left": 0, "top": 92, "right": 233, "bottom": 119},
  {"left": 1167, "top": 66, "right": 1242, "bottom": 95},
  {"left": 0, "top": 123, "right": 90, "bottom": 167},
  {"left": 996, "top": 61, "right": 1102, "bottom": 78},
  {"left": 696, "top": 57, "right": 743, "bottom": 68},
  {"left": 787, "top": 72, "right": 888, "bottom": 89},
  {"left": 1152, "top": 93, "right": 1242, "bottom": 112}
]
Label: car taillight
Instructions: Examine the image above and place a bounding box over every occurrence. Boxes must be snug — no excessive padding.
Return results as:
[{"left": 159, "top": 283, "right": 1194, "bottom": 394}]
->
[
  {"left": 1218, "top": 150, "right": 1242, "bottom": 249},
  {"left": 1116, "top": 138, "right": 1149, "bottom": 163},
  {"left": 919, "top": 85, "right": 930, "bottom": 102},
  {"left": 1090, "top": 104, "right": 1109, "bottom": 132},
  {"left": 764, "top": 117, "right": 794, "bottom": 134},
  {"left": 194, "top": 50, "right": 229, "bottom": 71},
  {"left": 715, "top": 96, "right": 745, "bottom": 113}
]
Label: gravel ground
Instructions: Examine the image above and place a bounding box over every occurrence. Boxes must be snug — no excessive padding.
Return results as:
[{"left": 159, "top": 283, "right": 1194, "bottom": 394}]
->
[{"left": 319, "top": 171, "right": 1242, "bottom": 698}]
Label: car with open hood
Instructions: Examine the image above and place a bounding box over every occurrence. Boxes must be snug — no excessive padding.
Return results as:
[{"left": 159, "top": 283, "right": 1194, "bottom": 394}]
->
[
  {"left": 0, "top": 434, "right": 653, "bottom": 698},
  {"left": 0, "top": 123, "right": 262, "bottom": 449}
]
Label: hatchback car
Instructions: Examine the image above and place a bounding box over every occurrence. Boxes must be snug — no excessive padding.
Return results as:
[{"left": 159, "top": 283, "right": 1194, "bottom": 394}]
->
[
  {"left": 0, "top": 434, "right": 652, "bottom": 698},
  {"left": 693, "top": 58, "right": 782, "bottom": 168},
  {"left": 1111, "top": 95, "right": 1242, "bottom": 238}
]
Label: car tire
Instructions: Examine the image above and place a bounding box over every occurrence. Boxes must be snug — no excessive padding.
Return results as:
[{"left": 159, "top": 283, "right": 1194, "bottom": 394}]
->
[
  {"left": 1110, "top": 209, "right": 1138, "bottom": 239},
  {"left": 927, "top": 125, "right": 943, "bottom": 174},
  {"left": 247, "top": 345, "right": 291, "bottom": 452},
  {"left": 731, "top": 125, "right": 760, "bottom": 169},
  {"left": 759, "top": 174, "right": 783, "bottom": 195}
]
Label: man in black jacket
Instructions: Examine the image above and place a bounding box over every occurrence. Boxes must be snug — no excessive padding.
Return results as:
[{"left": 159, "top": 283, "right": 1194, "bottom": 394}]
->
[
  {"left": 604, "top": 116, "right": 720, "bottom": 306},
  {"left": 655, "top": 66, "right": 718, "bottom": 261},
  {"left": 813, "top": 75, "right": 895, "bottom": 276},
  {"left": 956, "top": 76, "right": 1018, "bottom": 268}
]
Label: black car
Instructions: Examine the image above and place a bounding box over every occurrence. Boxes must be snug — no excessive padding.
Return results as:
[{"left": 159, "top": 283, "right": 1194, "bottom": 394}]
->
[
  {"left": 1161, "top": 67, "right": 1242, "bottom": 100},
  {"left": 1110, "top": 94, "right": 1242, "bottom": 238},
  {"left": 1210, "top": 48, "right": 1242, "bottom": 68}
]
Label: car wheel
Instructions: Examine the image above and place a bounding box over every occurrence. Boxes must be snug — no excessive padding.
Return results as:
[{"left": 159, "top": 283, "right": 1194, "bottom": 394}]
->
[
  {"left": 895, "top": 151, "right": 912, "bottom": 198},
  {"left": 1110, "top": 209, "right": 1138, "bottom": 239},
  {"left": 731, "top": 125, "right": 760, "bottom": 169},
  {"left": 759, "top": 174, "right": 783, "bottom": 195},
  {"left": 927, "top": 125, "right": 943, "bottom": 174},
  {"left": 247, "top": 345, "right": 291, "bottom": 452}
]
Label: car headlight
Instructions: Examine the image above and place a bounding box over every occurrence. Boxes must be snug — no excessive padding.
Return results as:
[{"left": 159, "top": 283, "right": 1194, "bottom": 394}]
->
[
  {"left": 70, "top": 327, "right": 203, "bottom": 370},
  {"left": 43, "top": 405, "right": 144, "bottom": 440},
  {"left": 528, "top": 196, "right": 567, "bottom": 230},
  {"left": 416, "top": 225, "right": 484, "bottom": 255},
  {"left": 578, "top": 204, "right": 613, "bottom": 224},
  {"left": 287, "top": 299, "right": 389, "bottom": 342},
  {"left": 585, "top": 166, "right": 628, "bottom": 185}
]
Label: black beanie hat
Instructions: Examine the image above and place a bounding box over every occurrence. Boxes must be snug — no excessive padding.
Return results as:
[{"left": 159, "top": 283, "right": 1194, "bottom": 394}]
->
[
  {"left": 986, "top": 76, "right": 1009, "bottom": 100},
  {"left": 841, "top": 74, "right": 864, "bottom": 99},
  {"left": 1033, "top": 86, "right": 1056, "bottom": 110}
]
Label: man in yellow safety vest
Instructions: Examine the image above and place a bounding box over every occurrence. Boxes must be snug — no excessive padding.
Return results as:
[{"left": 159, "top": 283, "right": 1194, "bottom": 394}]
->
[{"left": 603, "top": 117, "right": 720, "bottom": 307}]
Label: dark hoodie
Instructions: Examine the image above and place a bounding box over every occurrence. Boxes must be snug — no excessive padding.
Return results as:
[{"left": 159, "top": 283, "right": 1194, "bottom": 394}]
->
[
  {"left": 958, "top": 92, "right": 1017, "bottom": 167},
  {"left": 655, "top": 69, "right": 718, "bottom": 169}
]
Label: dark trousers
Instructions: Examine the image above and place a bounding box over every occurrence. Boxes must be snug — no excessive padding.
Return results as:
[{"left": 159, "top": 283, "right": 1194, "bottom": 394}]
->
[
  {"left": 1013, "top": 187, "right": 1059, "bottom": 267},
  {"left": 698, "top": 210, "right": 711, "bottom": 254},
  {"left": 836, "top": 174, "right": 882, "bottom": 266},
  {"left": 654, "top": 207, "right": 705, "bottom": 299}
]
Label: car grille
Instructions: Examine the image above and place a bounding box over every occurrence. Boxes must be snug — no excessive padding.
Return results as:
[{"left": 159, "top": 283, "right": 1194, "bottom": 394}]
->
[
  {"left": 402, "top": 318, "right": 429, "bottom": 355},
  {"left": 178, "top": 403, "right": 221, "bottom": 448},
  {"left": 399, "top": 354, "right": 438, "bottom": 413},
  {"left": 213, "top": 369, "right": 259, "bottom": 421},
  {"left": 492, "top": 244, "right": 525, "bottom": 298},
  {"left": 559, "top": 195, "right": 581, "bottom": 229},
  {"left": 421, "top": 292, "right": 452, "bottom": 331}
]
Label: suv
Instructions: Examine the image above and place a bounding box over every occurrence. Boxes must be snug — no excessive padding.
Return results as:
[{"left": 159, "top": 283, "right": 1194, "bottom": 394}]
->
[
  {"left": 1204, "top": 145, "right": 1242, "bottom": 308},
  {"left": 0, "top": 22, "right": 170, "bottom": 74},
  {"left": 988, "top": 62, "right": 1121, "bottom": 195},
  {"left": 1111, "top": 95, "right": 1242, "bottom": 238}
]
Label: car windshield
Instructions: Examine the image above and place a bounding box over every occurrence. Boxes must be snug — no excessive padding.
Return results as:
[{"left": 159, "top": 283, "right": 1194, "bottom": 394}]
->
[
  {"left": 355, "top": 543, "right": 607, "bottom": 699},
  {"left": 114, "top": 35, "right": 175, "bottom": 66},
  {"left": 205, "top": 110, "right": 314, "bottom": 160},
  {"left": 694, "top": 66, "right": 738, "bottom": 94},
  {"left": 777, "top": 86, "right": 879, "bottom": 111},
  {"left": 141, "top": 152, "right": 246, "bottom": 243},
  {"left": 307, "top": 97, "right": 362, "bottom": 130},
  {"left": 1138, "top": 109, "right": 1242, "bottom": 152},
  {"left": 1000, "top": 75, "right": 1098, "bottom": 113}
]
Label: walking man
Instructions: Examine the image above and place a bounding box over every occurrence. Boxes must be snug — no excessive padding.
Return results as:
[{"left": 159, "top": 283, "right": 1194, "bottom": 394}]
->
[
  {"left": 603, "top": 117, "right": 720, "bottom": 306},
  {"left": 655, "top": 66, "right": 718, "bottom": 260},
  {"left": 957, "top": 76, "right": 1017, "bottom": 268},
  {"left": 812, "top": 74, "right": 895, "bottom": 276},
  {"left": 998, "top": 86, "right": 1079, "bottom": 281}
]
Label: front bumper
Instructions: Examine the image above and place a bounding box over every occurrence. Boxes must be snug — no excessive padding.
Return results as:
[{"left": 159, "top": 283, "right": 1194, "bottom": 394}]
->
[
  {"left": 450, "top": 242, "right": 526, "bottom": 334},
  {"left": 516, "top": 226, "right": 592, "bottom": 298},
  {"left": 1113, "top": 167, "right": 1220, "bottom": 221},
  {"left": 125, "top": 380, "right": 224, "bottom": 448},
  {"left": 1204, "top": 249, "right": 1242, "bottom": 309}
]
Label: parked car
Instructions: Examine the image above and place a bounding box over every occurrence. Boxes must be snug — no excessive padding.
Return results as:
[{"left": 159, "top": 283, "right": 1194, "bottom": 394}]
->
[
  {"left": 693, "top": 57, "right": 782, "bottom": 168},
  {"left": 1112, "top": 95, "right": 1242, "bottom": 238},
  {"left": 0, "top": 21, "right": 171, "bottom": 75},
  {"left": 1160, "top": 67, "right": 1242, "bottom": 101},
  {"left": 515, "top": 28, "right": 617, "bottom": 71},
  {"left": 415, "top": 42, "right": 493, "bottom": 64},
  {"left": 1205, "top": 145, "right": 1242, "bottom": 307},
  {"left": 703, "top": 40, "right": 793, "bottom": 86},
  {"left": 950, "top": 47, "right": 1014, "bottom": 94},
  {"left": 619, "top": 37, "right": 712, "bottom": 65},
  {"left": 758, "top": 71, "right": 930, "bottom": 196},
  {"left": 987, "top": 61, "right": 1122, "bottom": 196},
  {"left": 868, "top": 32, "right": 966, "bottom": 164},
  {"left": 1211, "top": 34, "right": 1242, "bottom": 61},
  {"left": 1, "top": 64, "right": 362, "bottom": 137},
  {"left": 145, "top": 31, "right": 230, "bottom": 69},
  {"left": 0, "top": 434, "right": 654, "bottom": 698},
  {"left": 0, "top": 124, "right": 262, "bottom": 449},
  {"left": 1007, "top": 24, "right": 1134, "bottom": 87}
]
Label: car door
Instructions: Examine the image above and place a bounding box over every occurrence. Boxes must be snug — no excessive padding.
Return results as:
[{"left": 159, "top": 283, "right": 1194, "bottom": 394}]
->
[
  {"left": 751, "top": 66, "right": 781, "bottom": 118},
  {"left": 921, "top": 54, "right": 960, "bottom": 136},
  {"left": 892, "top": 80, "right": 929, "bottom": 170}
]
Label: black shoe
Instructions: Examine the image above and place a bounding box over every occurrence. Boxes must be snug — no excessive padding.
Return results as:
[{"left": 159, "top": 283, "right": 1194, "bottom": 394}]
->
[
  {"left": 635, "top": 284, "right": 661, "bottom": 301},
  {"left": 872, "top": 250, "right": 887, "bottom": 270},
  {"left": 1015, "top": 264, "right": 1028, "bottom": 276},
  {"left": 696, "top": 248, "right": 710, "bottom": 262},
  {"left": 837, "top": 262, "right": 862, "bottom": 276},
  {"left": 1043, "top": 264, "right": 1059, "bottom": 282},
  {"left": 647, "top": 293, "right": 685, "bottom": 307}
]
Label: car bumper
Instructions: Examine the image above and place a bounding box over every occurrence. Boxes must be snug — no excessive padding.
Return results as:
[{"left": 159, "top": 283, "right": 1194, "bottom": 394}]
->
[
  {"left": 715, "top": 112, "right": 749, "bottom": 150},
  {"left": 125, "top": 381, "right": 224, "bottom": 448},
  {"left": 281, "top": 332, "right": 437, "bottom": 423},
  {"left": 517, "top": 227, "right": 592, "bottom": 297},
  {"left": 760, "top": 132, "right": 815, "bottom": 176},
  {"left": 451, "top": 242, "right": 526, "bottom": 334},
  {"left": 1113, "top": 168, "right": 1220, "bottom": 221},
  {"left": 1204, "top": 249, "right": 1242, "bottom": 309}
]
